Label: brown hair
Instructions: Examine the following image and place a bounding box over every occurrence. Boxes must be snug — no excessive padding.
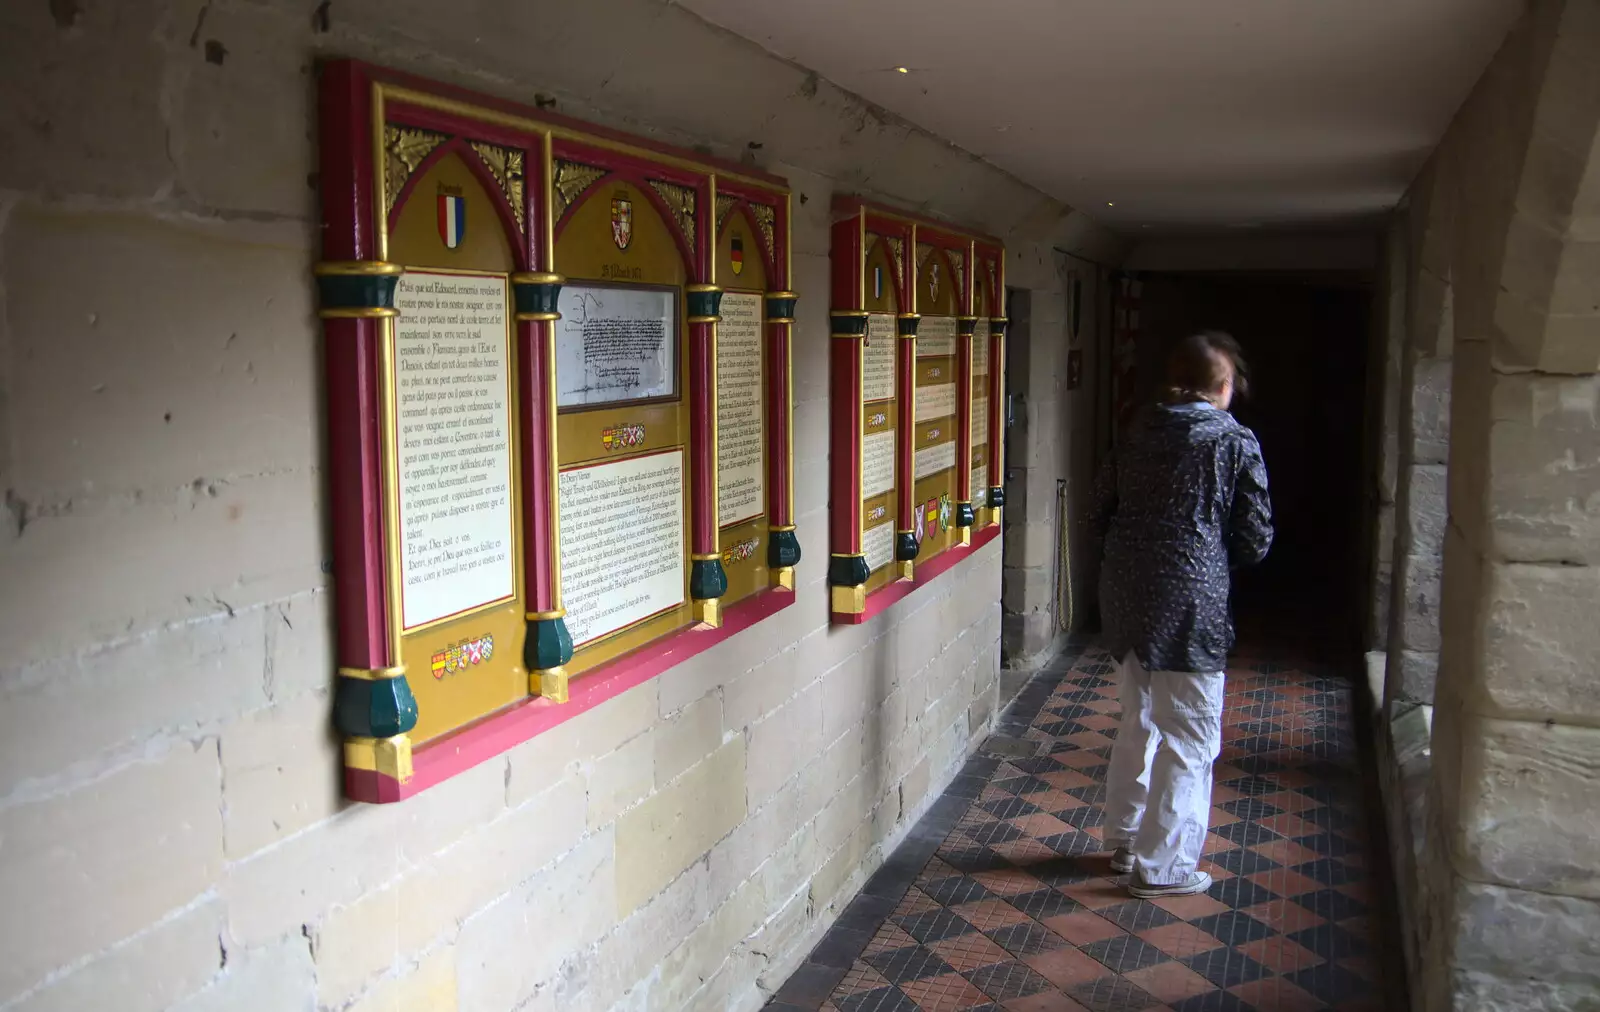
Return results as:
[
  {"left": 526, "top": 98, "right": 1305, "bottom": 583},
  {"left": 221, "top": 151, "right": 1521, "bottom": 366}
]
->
[{"left": 1163, "top": 330, "right": 1249, "bottom": 405}]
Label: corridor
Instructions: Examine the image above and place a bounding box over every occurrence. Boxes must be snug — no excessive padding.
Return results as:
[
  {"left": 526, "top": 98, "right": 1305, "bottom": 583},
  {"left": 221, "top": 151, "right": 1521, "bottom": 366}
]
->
[{"left": 768, "top": 647, "right": 1392, "bottom": 1012}]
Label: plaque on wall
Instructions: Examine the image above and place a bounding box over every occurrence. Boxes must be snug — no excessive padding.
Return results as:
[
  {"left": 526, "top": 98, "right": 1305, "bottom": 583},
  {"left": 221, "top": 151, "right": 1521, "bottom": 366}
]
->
[
  {"left": 827, "top": 198, "right": 1005, "bottom": 625},
  {"left": 393, "top": 270, "right": 518, "bottom": 630},
  {"left": 716, "top": 291, "right": 765, "bottom": 528},
  {"left": 317, "top": 61, "right": 798, "bottom": 805},
  {"left": 555, "top": 284, "right": 678, "bottom": 406},
  {"left": 558, "top": 448, "right": 687, "bottom": 645}
]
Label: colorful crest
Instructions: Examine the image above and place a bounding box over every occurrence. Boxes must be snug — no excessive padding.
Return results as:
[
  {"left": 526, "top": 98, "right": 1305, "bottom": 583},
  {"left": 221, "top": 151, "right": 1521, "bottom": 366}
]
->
[
  {"left": 731, "top": 233, "right": 744, "bottom": 275},
  {"left": 611, "top": 194, "right": 633, "bottom": 250},
  {"left": 939, "top": 495, "right": 953, "bottom": 531},
  {"left": 437, "top": 194, "right": 466, "bottom": 249},
  {"left": 914, "top": 505, "right": 925, "bottom": 542},
  {"left": 926, "top": 497, "right": 941, "bottom": 533}
]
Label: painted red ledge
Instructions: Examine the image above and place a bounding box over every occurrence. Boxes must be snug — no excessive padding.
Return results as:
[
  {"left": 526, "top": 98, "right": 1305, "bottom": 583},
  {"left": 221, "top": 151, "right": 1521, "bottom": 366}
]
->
[
  {"left": 346, "top": 588, "right": 795, "bottom": 803},
  {"left": 831, "top": 525, "right": 1000, "bottom": 627}
]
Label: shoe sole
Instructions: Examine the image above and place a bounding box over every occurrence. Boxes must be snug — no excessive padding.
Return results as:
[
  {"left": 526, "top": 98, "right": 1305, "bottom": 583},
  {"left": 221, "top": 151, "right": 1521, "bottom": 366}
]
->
[
  {"left": 1109, "top": 857, "right": 1134, "bottom": 874},
  {"left": 1127, "top": 872, "right": 1213, "bottom": 899}
]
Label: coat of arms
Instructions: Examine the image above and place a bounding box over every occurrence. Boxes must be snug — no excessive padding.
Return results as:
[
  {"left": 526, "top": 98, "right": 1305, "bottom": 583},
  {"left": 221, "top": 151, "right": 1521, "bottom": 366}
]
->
[
  {"left": 437, "top": 193, "right": 466, "bottom": 250},
  {"left": 731, "top": 233, "right": 745, "bottom": 276},
  {"left": 929, "top": 261, "right": 941, "bottom": 302},
  {"left": 611, "top": 194, "right": 633, "bottom": 250}
]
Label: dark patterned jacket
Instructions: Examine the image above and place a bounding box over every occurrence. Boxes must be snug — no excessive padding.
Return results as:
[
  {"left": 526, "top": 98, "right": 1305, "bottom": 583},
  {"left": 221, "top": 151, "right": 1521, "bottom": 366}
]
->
[{"left": 1092, "top": 402, "right": 1274, "bottom": 672}]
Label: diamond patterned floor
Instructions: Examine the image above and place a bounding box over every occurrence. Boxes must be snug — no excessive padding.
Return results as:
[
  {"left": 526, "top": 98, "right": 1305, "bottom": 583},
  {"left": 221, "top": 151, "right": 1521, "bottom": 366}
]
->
[{"left": 766, "top": 646, "right": 1395, "bottom": 1012}]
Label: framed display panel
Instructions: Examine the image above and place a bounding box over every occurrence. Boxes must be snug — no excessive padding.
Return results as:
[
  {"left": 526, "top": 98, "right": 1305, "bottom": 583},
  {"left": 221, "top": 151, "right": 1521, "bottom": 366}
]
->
[
  {"left": 317, "top": 61, "right": 798, "bottom": 802},
  {"left": 828, "top": 198, "right": 1005, "bottom": 625}
]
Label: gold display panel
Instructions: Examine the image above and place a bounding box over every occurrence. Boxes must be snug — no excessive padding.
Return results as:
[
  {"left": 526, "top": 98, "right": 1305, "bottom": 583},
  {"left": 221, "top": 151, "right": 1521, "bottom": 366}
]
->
[
  {"left": 715, "top": 212, "right": 770, "bottom": 606},
  {"left": 555, "top": 181, "right": 693, "bottom": 677},
  {"left": 913, "top": 245, "right": 960, "bottom": 564},
  {"left": 971, "top": 280, "right": 993, "bottom": 523},
  {"left": 386, "top": 152, "right": 526, "bottom": 744},
  {"left": 862, "top": 235, "right": 900, "bottom": 595}
]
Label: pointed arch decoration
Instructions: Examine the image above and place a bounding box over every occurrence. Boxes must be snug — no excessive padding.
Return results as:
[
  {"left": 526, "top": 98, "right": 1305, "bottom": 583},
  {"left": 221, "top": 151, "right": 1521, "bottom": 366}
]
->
[
  {"left": 316, "top": 60, "right": 796, "bottom": 803},
  {"left": 827, "top": 197, "right": 1005, "bottom": 624}
]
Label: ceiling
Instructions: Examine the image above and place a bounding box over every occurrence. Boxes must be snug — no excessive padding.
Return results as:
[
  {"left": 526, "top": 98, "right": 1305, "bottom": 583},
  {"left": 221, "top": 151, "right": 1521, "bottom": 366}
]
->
[{"left": 675, "top": 0, "right": 1523, "bottom": 232}]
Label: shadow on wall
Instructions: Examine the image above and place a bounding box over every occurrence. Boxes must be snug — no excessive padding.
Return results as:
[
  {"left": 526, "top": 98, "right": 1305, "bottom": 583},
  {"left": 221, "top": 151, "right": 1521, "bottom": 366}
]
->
[{"left": 1131, "top": 273, "right": 1373, "bottom": 662}]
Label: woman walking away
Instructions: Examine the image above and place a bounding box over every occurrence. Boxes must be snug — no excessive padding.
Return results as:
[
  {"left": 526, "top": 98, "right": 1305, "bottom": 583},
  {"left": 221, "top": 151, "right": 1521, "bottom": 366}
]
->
[{"left": 1091, "top": 331, "right": 1274, "bottom": 899}]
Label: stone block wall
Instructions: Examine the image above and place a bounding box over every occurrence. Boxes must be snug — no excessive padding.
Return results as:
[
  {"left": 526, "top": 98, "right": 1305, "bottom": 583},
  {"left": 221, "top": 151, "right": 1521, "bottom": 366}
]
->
[
  {"left": 1001, "top": 260, "right": 1104, "bottom": 666},
  {"left": 1386, "top": 2, "right": 1600, "bottom": 1008},
  {"left": 0, "top": 1, "right": 1123, "bottom": 1009}
]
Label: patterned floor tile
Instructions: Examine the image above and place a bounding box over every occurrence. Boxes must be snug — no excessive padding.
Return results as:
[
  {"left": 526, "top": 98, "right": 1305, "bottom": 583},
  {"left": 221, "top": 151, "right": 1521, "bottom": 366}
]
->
[{"left": 771, "top": 651, "right": 1396, "bottom": 1012}]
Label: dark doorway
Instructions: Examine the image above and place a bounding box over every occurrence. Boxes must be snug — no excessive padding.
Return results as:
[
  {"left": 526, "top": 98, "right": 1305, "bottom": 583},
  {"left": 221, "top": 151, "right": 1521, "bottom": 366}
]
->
[{"left": 1130, "top": 272, "right": 1373, "bottom": 663}]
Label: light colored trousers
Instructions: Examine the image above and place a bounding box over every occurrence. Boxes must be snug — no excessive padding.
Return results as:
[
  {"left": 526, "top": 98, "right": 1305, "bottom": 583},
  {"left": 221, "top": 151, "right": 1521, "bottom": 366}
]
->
[{"left": 1102, "top": 651, "right": 1226, "bottom": 886}]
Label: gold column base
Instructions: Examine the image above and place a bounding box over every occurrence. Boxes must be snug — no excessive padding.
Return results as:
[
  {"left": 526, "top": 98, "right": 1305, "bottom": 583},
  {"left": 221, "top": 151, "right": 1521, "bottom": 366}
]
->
[
  {"left": 958, "top": 526, "right": 972, "bottom": 546},
  {"left": 981, "top": 506, "right": 1003, "bottom": 527},
  {"left": 831, "top": 583, "right": 866, "bottom": 614},
  {"left": 896, "top": 560, "right": 915, "bottom": 581},
  {"left": 532, "top": 666, "right": 570, "bottom": 704},
  {"left": 772, "top": 566, "right": 796, "bottom": 591},
  {"left": 343, "top": 734, "right": 414, "bottom": 783},
  {"left": 692, "top": 598, "right": 722, "bottom": 628}
]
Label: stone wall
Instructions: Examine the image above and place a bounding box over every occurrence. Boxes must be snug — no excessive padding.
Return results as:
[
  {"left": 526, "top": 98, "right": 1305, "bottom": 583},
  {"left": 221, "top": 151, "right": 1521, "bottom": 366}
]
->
[
  {"left": 0, "top": 0, "right": 1123, "bottom": 1009},
  {"left": 1001, "top": 259, "right": 1104, "bottom": 667},
  {"left": 1393, "top": 2, "right": 1600, "bottom": 1008}
]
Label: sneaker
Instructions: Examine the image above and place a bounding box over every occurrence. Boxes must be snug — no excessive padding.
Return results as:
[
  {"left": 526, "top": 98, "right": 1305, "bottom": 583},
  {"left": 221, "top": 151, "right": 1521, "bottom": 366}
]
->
[
  {"left": 1109, "top": 848, "right": 1135, "bottom": 874},
  {"left": 1128, "top": 871, "right": 1213, "bottom": 899}
]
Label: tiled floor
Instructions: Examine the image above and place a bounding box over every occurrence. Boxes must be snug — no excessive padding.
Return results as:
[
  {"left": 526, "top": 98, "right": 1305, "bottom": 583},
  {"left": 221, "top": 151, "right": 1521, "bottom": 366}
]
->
[{"left": 767, "top": 646, "right": 1395, "bottom": 1012}]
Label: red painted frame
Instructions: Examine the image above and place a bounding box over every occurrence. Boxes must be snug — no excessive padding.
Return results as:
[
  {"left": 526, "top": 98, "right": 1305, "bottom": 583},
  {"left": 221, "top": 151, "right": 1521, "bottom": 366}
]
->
[
  {"left": 319, "top": 61, "right": 794, "bottom": 802},
  {"left": 828, "top": 197, "right": 1005, "bottom": 625}
]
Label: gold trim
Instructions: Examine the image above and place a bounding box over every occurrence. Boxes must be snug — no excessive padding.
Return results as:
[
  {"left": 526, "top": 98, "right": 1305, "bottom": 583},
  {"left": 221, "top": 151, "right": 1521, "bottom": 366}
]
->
[
  {"left": 526, "top": 608, "right": 567, "bottom": 621},
  {"left": 916, "top": 241, "right": 935, "bottom": 270},
  {"left": 692, "top": 597, "right": 722, "bottom": 627},
  {"left": 958, "top": 527, "right": 972, "bottom": 546},
  {"left": 532, "top": 666, "right": 569, "bottom": 704},
  {"left": 956, "top": 316, "right": 978, "bottom": 324},
  {"left": 541, "top": 133, "right": 556, "bottom": 272},
  {"left": 769, "top": 524, "right": 797, "bottom": 532},
  {"left": 512, "top": 271, "right": 565, "bottom": 285},
  {"left": 469, "top": 141, "right": 527, "bottom": 233},
  {"left": 344, "top": 734, "right": 414, "bottom": 782},
  {"left": 749, "top": 202, "right": 777, "bottom": 269},
  {"left": 858, "top": 208, "right": 867, "bottom": 309},
  {"left": 831, "top": 583, "right": 866, "bottom": 614},
  {"left": 708, "top": 176, "right": 717, "bottom": 286},
  {"left": 830, "top": 552, "right": 868, "bottom": 559},
  {"left": 553, "top": 159, "right": 608, "bottom": 223},
  {"left": 897, "top": 313, "right": 922, "bottom": 320},
  {"left": 337, "top": 665, "right": 407, "bottom": 681},
  {"left": 648, "top": 180, "right": 697, "bottom": 252},
  {"left": 377, "top": 309, "right": 403, "bottom": 664},
  {"left": 515, "top": 311, "right": 561, "bottom": 322},
  {"left": 884, "top": 236, "right": 905, "bottom": 287},
  {"left": 690, "top": 552, "right": 722, "bottom": 561},
  {"left": 686, "top": 284, "right": 723, "bottom": 294},
  {"left": 765, "top": 290, "right": 799, "bottom": 300},
  {"left": 897, "top": 560, "right": 914, "bottom": 581},
  {"left": 382, "top": 125, "right": 447, "bottom": 220},
  {"left": 831, "top": 310, "right": 869, "bottom": 319},
  {"left": 381, "top": 84, "right": 787, "bottom": 194},
  {"left": 715, "top": 192, "right": 737, "bottom": 237},
  {"left": 910, "top": 223, "right": 919, "bottom": 315},
  {"left": 767, "top": 317, "right": 795, "bottom": 324},
  {"left": 687, "top": 315, "right": 721, "bottom": 325},
  {"left": 320, "top": 307, "right": 400, "bottom": 320},
  {"left": 896, "top": 528, "right": 915, "bottom": 535},
  {"left": 315, "top": 260, "right": 404, "bottom": 276},
  {"left": 772, "top": 566, "right": 796, "bottom": 592}
]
